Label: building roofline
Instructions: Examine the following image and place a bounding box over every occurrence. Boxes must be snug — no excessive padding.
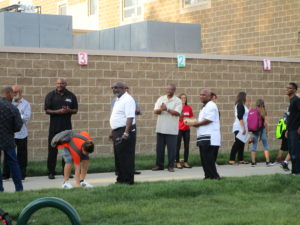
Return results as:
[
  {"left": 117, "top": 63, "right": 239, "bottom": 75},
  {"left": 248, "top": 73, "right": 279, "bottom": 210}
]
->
[{"left": 0, "top": 46, "right": 299, "bottom": 63}]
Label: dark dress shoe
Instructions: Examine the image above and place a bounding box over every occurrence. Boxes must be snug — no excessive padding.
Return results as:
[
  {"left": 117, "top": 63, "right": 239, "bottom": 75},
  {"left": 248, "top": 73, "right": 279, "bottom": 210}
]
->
[
  {"left": 69, "top": 175, "right": 74, "bottom": 179},
  {"left": 134, "top": 171, "right": 141, "bottom": 175},
  {"left": 48, "top": 174, "right": 55, "bottom": 180},
  {"left": 152, "top": 166, "right": 164, "bottom": 171},
  {"left": 168, "top": 167, "right": 175, "bottom": 172}
]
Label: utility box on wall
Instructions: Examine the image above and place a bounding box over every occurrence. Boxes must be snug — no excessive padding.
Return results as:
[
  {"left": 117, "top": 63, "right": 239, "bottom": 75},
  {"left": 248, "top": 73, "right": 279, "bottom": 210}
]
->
[{"left": 0, "top": 12, "right": 72, "bottom": 48}]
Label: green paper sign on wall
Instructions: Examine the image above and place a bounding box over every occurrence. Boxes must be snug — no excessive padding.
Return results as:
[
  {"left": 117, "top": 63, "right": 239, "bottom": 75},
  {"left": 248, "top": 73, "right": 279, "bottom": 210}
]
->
[{"left": 177, "top": 55, "right": 186, "bottom": 67}]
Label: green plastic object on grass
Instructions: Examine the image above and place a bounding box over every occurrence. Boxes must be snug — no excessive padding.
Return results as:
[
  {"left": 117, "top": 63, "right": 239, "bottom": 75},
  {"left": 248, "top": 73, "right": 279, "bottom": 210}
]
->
[{"left": 16, "top": 197, "right": 81, "bottom": 225}]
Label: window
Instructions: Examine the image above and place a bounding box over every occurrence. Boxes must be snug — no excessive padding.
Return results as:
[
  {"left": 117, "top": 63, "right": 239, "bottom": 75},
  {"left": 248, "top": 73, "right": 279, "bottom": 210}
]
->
[
  {"left": 122, "top": 0, "right": 142, "bottom": 21},
  {"left": 88, "top": 0, "right": 97, "bottom": 16},
  {"left": 181, "top": 0, "right": 211, "bottom": 12},
  {"left": 58, "top": 3, "right": 67, "bottom": 15}
]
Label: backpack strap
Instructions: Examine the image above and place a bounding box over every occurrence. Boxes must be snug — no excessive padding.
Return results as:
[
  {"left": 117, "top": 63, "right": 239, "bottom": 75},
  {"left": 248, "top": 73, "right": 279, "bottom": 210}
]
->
[
  {"left": 69, "top": 140, "right": 85, "bottom": 158},
  {"left": 69, "top": 135, "right": 89, "bottom": 158},
  {"left": 73, "top": 134, "right": 89, "bottom": 141}
]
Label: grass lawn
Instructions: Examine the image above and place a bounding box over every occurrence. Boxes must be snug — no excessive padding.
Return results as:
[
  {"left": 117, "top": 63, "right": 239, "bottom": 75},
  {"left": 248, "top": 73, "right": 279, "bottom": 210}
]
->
[
  {"left": 0, "top": 174, "right": 299, "bottom": 225},
  {"left": 26, "top": 150, "right": 284, "bottom": 177}
]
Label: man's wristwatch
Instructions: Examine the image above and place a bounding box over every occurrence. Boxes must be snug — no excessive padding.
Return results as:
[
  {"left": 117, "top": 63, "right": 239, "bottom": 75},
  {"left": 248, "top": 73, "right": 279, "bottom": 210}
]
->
[{"left": 123, "top": 132, "right": 129, "bottom": 137}]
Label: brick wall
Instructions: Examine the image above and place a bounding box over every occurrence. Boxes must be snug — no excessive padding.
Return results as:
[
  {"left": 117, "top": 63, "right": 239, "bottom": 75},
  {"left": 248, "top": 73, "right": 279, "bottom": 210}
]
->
[
  {"left": 143, "top": 0, "right": 300, "bottom": 57},
  {"left": 0, "top": 47, "right": 299, "bottom": 161}
]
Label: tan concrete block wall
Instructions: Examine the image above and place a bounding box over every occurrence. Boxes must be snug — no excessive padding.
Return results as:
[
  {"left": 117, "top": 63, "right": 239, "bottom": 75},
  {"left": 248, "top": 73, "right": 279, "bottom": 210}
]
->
[
  {"left": 0, "top": 0, "right": 10, "bottom": 8},
  {"left": 142, "top": 0, "right": 300, "bottom": 57},
  {"left": 0, "top": 49, "right": 299, "bottom": 161}
]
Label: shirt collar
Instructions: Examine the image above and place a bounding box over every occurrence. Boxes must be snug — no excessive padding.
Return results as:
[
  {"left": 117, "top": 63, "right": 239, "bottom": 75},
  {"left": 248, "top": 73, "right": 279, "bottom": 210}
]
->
[
  {"left": 55, "top": 89, "right": 67, "bottom": 96},
  {"left": 117, "top": 92, "right": 128, "bottom": 100}
]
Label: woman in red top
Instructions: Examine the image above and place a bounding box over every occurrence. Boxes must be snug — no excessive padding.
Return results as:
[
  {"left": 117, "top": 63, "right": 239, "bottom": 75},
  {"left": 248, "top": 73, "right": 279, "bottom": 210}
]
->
[{"left": 176, "top": 93, "right": 194, "bottom": 169}]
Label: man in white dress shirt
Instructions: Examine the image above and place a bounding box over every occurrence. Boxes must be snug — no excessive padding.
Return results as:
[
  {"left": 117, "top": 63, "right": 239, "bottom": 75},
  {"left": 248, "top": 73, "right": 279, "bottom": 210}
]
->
[
  {"left": 3, "top": 85, "right": 31, "bottom": 180},
  {"left": 192, "top": 89, "right": 220, "bottom": 179},
  {"left": 109, "top": 82, "right": 136, "bottom": 185}
]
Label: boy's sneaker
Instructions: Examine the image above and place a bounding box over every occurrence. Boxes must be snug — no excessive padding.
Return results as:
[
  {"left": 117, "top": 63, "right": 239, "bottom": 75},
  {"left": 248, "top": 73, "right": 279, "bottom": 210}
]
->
[
  {"left": 251, "top": 162, "right": 256, "bottom": 167},
  {"left": 80, "top": 180, "right": 93, "bottom": 188},
  {"left": 266, "top": 161, "right": 274, "bottom": 167},
  {"left": 281, "top": 162, "right": 290, "bottom": 171},
  {"left": 62, "top": 181, "right": 73, "bottom": 189}
]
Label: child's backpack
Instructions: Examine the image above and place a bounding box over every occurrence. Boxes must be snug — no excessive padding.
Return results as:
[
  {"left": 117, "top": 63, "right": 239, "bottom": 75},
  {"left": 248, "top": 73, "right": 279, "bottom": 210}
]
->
[
  {"left": 247, "top": 109, "right": 263, "bottom": 132},
  {"left": 275, "top": 119, "right": 287, "bottom": 139}
]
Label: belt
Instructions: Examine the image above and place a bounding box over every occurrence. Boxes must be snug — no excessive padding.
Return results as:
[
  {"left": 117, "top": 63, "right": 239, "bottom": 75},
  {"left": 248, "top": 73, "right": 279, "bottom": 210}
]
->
[{"left": 112, "top": 124, "right": 136, "bottom": 132}]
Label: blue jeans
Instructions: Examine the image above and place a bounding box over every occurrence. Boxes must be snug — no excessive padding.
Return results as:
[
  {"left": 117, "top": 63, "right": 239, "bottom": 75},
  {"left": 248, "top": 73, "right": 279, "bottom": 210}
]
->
[
  {"left": 252, "top": 128, "right": 269, "bottom": 152},
  {"left": 288, "top": 130, "right": 300, "bottom": 174},
  {"left": 0, "top": 147, "right": 23, "bottom": 192}
]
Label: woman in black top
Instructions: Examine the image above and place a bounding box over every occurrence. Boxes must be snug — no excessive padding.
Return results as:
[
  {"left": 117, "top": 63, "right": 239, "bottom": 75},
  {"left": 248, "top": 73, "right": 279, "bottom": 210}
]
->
[{"left": 229, "top": 92, "right": 249, "bottom": 165}]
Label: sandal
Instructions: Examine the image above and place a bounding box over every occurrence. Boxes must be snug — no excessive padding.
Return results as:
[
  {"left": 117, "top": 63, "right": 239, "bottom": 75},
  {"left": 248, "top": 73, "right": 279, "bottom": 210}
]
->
[
  {"left": 239, "top": 161, "right": 249, "bottom": 164},
  {"left": 176, "top": 163, "right": 183, "bottom": 169}
]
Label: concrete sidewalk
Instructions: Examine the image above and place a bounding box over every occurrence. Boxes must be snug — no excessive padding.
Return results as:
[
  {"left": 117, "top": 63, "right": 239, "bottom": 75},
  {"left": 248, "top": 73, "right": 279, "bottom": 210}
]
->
[{"left": 2, "top": 162, "right": 288, "bottom": 192}]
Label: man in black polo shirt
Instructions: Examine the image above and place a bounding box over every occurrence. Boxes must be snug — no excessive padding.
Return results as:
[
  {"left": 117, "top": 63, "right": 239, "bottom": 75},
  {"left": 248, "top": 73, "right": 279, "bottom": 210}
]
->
[
  {"left": 44, "top": 78, "right": 78, "bottom": 179},
  {"left": 286, "top": 82, "right": 300, "bottom": 174}
]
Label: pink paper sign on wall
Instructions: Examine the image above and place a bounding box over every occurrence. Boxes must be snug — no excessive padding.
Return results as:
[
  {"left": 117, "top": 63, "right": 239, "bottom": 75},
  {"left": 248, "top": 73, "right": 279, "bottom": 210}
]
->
[
  {"left": 78, "top": 52, "right": 88, "bottom": 65},
  {"left": 263, "top": 59, "right": 271, "bottom": 71}
]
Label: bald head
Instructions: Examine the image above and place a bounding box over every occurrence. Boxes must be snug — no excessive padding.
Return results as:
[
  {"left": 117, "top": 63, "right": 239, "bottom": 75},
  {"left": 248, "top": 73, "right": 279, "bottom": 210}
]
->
[
  {"left": 56, "top": 78, "right": 67, "bottom": 93},
  {"left": 12, "top": 85, "right": 23, "bottom": 102},
  {"left": 200, "top": 89, "right": 211, "bottom": 104},
  {"left": 1, "top": 86, "right": 13, "bottom": 102},
  {"left": 166, "top": 83, "right": 176, "bottom": 97}
]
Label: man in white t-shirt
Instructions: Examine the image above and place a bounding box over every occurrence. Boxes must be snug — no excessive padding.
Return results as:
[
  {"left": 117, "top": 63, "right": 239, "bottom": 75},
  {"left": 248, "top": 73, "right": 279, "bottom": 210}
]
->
[
  {"left": 109, "top": 82, "right": 136, "bottom": 184},
  {"left": 152, "top": 84, "right": 182, "bottom": 172},
  {"left": 191, "top": 89, "right": 220, "bottom": 179}
]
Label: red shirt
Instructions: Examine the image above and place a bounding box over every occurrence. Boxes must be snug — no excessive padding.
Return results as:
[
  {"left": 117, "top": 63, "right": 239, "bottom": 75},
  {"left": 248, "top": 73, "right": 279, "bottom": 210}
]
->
[{"left": 178, "top": 105, "right": 194, "bottom": 131}]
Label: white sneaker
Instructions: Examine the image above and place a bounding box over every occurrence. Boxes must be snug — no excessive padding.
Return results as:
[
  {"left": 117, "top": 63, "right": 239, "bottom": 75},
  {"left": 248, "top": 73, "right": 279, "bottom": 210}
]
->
[
  {"left": 80, "top": 180, "right": 93, "bottom": 188},
  {"left": 62, "top": 181, "right": 73, "bottom": 189}
]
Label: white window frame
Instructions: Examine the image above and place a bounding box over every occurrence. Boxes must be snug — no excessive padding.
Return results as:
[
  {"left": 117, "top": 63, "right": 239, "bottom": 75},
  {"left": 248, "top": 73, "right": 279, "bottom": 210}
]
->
[
  {"left": 57, "top": 1, "right": 67, "bottom": 15},
  {"left": 180, "top": 0, "right": 211, "bottom": 13},
  {"left": 121, "top": 0, "right": 143, "bottom": 24},
  {"left": 88, "top": 0, "right": 98, "bottom": 16}
]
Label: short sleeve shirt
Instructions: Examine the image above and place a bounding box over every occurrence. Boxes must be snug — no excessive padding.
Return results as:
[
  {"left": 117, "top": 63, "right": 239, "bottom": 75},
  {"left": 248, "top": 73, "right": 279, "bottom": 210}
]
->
[
  {"left": 44, "top": 89, "right": 78, "bottom": 133},
  {"left": 110, "top": 92, "right": 136, "bottom": 130},
  {"left": 179, "top": 105, "right": 194, "bottom": 131},
  {"left": 196, "top": 101, "right": 221, "bottom": 146},
  {"left": 154, "top": 95, "right": 182, "bottom": 135}
]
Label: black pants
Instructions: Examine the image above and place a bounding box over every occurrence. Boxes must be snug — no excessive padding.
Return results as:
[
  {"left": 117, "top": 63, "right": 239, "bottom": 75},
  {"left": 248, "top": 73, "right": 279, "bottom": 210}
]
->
[
  {"left": 114, "top": 125, "right": 137, "bottom": 175},
  {"left": 199, "top": 142, "right": 220, "bottom": 179},
  {"left": 214, "top": 146, "right": 219, "bottom": 163},
  {"left": 156, "top": 133, "right": 177, "bottom": 169},
  {"left": 176, "top": 130, "right": 190, "bottom": 163},
  {"left": 47, "top": 131, "right": 66, "bottom": 175},
  {"left": 112, "top": 127, "right": 135, "bottom": 184},
  {"left": 2, "top": 138, "right": 28, "bottom": 179},
  {"left": 229, "top": 131, "right": 245, "bottom": 161},
  {"left": 288, "top": 130, "right": 300, "bottom": 174}
]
